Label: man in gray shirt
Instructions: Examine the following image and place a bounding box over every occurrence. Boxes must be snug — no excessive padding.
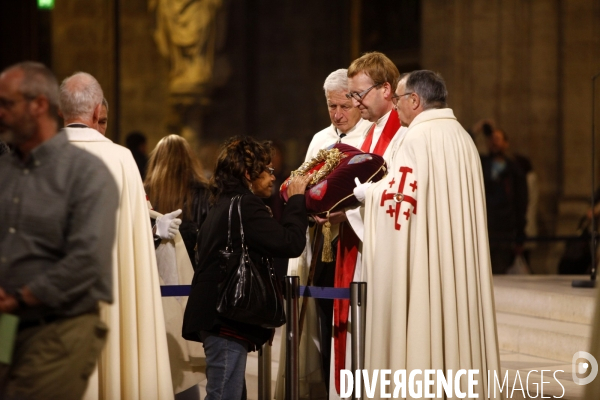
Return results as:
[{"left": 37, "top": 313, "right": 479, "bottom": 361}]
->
[{"left": 0, "top": 62, "right": 118, "bottom": 399}]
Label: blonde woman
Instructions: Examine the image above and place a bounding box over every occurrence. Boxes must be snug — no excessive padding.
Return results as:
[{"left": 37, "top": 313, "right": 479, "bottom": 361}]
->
[{"left": 145, "top": 134, "right": 210, "bottom": 269}]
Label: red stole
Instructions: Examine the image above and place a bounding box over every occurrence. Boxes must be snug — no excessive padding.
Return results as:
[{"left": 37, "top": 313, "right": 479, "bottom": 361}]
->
[
  {"left": 333, "top": 111, "right": 400, "bottom": 394},
  {"left": 359, "top": 111, "right": 400, "bottom": 154}
]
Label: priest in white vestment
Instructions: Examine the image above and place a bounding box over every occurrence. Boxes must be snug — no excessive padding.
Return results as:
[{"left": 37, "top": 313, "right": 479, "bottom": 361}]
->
[
  {"left": 325, "top": 52, "right": 407, "bottom": 400},
  {"left": 304, "top": 69, "right": 371, "bottom": 160},
  {"left": 277, "top": 69, "right": 371, "bottom": 400},
  {"left": 358, "top": 70, "right": 501, "bottom": 399},
  {"left": 59, "top": 72, "right": 175, "bottom": 400}
]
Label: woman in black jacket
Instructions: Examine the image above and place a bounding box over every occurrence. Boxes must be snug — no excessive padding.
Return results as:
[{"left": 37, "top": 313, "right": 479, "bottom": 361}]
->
[{"left": 182, "top": 136, "right": 311, "bottom": 400}]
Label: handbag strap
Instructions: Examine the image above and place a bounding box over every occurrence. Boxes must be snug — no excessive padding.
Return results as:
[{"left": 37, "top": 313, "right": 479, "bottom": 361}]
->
[
  {"left": 226, "top": 195, "right": 240, "bottom": 250},
  {"left": 237, "top": 194, "right": 246, "bottom": 249}
]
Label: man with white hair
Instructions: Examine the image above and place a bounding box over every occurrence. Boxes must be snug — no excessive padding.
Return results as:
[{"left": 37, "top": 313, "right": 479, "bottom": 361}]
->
[
  {"left": 304, "top": 68, "right": 372, "bottom": 160},
  {"left": 278, "top": 69, "right": 372, "bottom": 399},
  {"left": 59, "top": 72, "right": 176, "bottom": 400}
]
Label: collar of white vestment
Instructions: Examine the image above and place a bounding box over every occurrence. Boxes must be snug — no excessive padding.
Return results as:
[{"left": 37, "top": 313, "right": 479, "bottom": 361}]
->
[
  {"left": 375, "top": 110, "right": 392, "bottom": 128},
  {"left": 64, "top": 126, "right": 113, "bottom": 143},
  {"left": 408, "top": 108, "right": 455, "bottom": 128},
  {"left": 66, "top": 123, "right": 89, "bottom": 129},
  {"left": 335, "top": 118, "right": 362, "bottom": 139}
]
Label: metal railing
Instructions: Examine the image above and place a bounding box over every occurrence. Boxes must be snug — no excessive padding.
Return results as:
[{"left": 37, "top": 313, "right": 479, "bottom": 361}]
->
[
  {"left": 283, "top": 277, "right": 367, "bottom": 400},
  {"left": 160, "top": 279, "right": 368, "bottom": 399}
]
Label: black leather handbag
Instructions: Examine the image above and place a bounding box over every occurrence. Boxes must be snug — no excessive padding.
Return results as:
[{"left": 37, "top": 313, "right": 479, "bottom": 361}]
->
[{"left": 216, "top": 195, "right": 286, "bottom": 329}]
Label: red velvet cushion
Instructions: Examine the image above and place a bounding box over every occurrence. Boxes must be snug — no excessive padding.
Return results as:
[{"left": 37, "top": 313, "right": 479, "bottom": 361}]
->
[{"left": 280, "top": 143, "right": 387, "bottom": 215}]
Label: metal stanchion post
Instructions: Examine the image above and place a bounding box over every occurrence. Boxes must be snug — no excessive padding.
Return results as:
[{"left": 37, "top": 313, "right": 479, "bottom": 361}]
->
[
  {"left": 285, "top": 276, "right": 300, "bottom": 400},
  {"left": 258, "top": 342, "right": 271, "bottom": 400},
  {"left": 350, "top": 282, "right": 367, "bottom": 400}
]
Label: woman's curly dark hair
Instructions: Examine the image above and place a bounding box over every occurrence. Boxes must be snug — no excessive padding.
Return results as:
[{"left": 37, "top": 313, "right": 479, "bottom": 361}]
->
[{"left": 209, "top": 136, "right": 272, "bottom": 204}]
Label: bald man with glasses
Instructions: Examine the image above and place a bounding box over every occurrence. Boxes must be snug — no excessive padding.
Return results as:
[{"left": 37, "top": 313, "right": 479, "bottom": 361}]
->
[{"left": 359, "top": 70, "right": 501, "bottom": 398}]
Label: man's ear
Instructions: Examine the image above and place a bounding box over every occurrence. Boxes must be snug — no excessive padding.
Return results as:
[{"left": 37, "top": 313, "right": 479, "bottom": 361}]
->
[
  {"left": 244, "top": 170, "right": 251, "bottom": 182},
  {"left": 412, "top": 93, "right": 422, "bottom": 111},
  {"left": 382, "top": 82, "right": 393, "bottom": 100},
  {"left": 92, "top": 103, "right": 101, "bottom": 125},
  {"left": 29, "top": 95, "right": 48, "bottom": 116}
]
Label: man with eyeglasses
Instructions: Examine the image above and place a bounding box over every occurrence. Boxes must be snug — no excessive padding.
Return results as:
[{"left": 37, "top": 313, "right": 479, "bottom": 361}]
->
[
  {"left": 346, "top": 51, "right": 408, "bottom": 160},
  {"left": 0, "top": 62, "right": 119, "bottom": 400},
  {"left": 356, "top": 70, "right": 501, "bottom": 397},
  {"left": 323, "top": 52, "right": 409, "bottom": 399}
]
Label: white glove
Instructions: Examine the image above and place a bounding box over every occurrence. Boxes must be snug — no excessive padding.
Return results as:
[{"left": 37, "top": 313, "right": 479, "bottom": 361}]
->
[
  {"left": 156, "top": 209, "right": 182, "bottom": 240},
  {"left": 353, "top": 177, "right": 372, "bottom": 203}
]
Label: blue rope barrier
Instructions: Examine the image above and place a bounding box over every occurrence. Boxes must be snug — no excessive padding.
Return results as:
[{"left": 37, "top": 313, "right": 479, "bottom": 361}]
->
[
  {"left": 161, "top": 285, "right": 191, "bottom": 296},
  {"left": 159, "top": 284, "right": 351, "bottom": 299},
  {"left": 300, "top": 286, "right": 350, "bottom": 299}
]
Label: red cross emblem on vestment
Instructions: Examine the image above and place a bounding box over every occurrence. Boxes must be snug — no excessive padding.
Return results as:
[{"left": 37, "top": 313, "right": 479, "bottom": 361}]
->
[{"left": 379, "top": 166, "right": 417, "bottom": 230}]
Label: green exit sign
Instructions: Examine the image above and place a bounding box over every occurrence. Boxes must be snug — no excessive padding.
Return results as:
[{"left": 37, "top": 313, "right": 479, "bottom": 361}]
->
[{"left": 38, "top": 0, "right": 55, "bottom": 9}]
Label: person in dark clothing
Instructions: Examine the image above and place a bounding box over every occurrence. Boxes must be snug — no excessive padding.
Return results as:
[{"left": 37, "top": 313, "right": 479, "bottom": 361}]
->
[
  {"left": 144, "top": 134, "right": 210, "bottom": 269},
  {"left": 126, "top": 131, "right": 149, "bottom": 179},
  {"left": 0, "top": 140, "right": 9, "bottom": 156},
  {"left": 481, "top": 128, "right": 528, "bottom": 273},
  {"left": 0, "top": 61, "right": 118, "bottom": 400},
  {"left": 182, "top": 136, "right": 312, "bottom": 400}
]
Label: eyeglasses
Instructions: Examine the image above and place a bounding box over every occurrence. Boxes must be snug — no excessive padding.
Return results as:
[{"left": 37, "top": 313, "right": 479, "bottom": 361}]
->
[
  {"left": 391, "top": 92, "right": 414, "bottom": 106},
  {"left": 346, "top": 83, "right": 382, "bottom": 102},
  {"left": 0, "top": 95, "right": 35, "bottom": 110},
  {"left": 266, "top": 167, "right": 275, "bottom": 175}
]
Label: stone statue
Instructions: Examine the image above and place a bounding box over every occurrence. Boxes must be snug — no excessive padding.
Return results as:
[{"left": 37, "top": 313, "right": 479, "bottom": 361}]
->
[{"left": 151, "top": 0, "right": 223, "bottom": 102}]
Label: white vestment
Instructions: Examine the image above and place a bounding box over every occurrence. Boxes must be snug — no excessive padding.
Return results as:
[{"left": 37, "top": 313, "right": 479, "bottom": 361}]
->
[
  {"left": 150, "top": 210, "right": 206, "bottom": 394},
  {"left": 66, "top": 127, "right": 174, "bottom": 400},
  {"left": 304, "top": 118, "right": 373, "bottom": 161},
  {"left": 329, "top": 111, "right": 407, "bottom": 400},
  {"left": 342, "top": 111, "right": 408, "bottom": 275},
  {"left": 361, "top": 109, "right": 501, "bottom": 399}
]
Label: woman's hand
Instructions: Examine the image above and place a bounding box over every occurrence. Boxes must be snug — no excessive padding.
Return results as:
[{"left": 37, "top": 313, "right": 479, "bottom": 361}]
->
[{"left": 286, "top": 173, "right": 313, "bottom": 198}]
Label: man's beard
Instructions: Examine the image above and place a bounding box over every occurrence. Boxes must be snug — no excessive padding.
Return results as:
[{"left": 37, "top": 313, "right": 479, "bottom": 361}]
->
[
  {"left": 0, "top": 129, "right": 14, "bottom": 143},
  {"left": 0, "top": 129, "right": 18, "bottom": 145},
  {"left": 0, "top": 115, "right": 36, "bottom": 146}
]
